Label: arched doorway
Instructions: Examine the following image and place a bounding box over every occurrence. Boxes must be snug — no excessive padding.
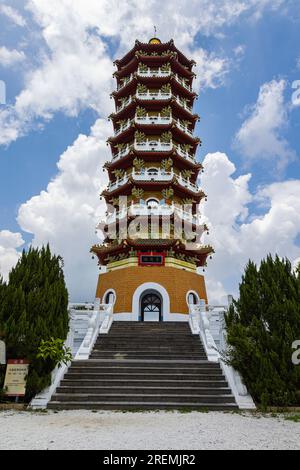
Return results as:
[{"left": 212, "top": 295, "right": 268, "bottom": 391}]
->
[{"left": 140, "top": 290, "right": 162, "bottom": 322}]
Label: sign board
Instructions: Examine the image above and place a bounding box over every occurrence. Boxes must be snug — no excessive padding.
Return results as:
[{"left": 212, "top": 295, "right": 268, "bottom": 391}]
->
[
  {"left": 0, "top": 340, "right": 5, "bottom": 365},
  {"left": 4, "top": 360, "right": 29, "bottom": 397}
]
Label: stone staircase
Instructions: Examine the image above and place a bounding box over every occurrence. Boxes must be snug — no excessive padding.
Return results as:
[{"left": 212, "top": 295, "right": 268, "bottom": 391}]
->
[{"left": 48, "top": 322, "right": 237, "bottom": 410}]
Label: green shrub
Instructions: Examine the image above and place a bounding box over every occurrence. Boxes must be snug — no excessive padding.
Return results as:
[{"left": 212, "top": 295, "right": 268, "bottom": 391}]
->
[
  {"left": 225, "top": 255, "right": 300, "bottom": 406},
  {"left": 0, "top": 245, "right": 69, "bottom": 400}
]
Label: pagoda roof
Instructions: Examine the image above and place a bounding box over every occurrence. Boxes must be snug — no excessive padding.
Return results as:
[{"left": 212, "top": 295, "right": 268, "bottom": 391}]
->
[
  {"left": 91, "top": 238, "right": 214, "bottom": 266},
  {"left": 114, "top": 39, "right": 195, "bottom": 70}
]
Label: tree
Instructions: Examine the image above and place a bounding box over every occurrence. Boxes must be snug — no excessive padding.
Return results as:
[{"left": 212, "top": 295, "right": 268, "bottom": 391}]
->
[
  {"left": 0, "top": 245, "right": 69, "bottom": 400},
  {"left": 225, "top": 255, "right": 300, "bottom": 407}
]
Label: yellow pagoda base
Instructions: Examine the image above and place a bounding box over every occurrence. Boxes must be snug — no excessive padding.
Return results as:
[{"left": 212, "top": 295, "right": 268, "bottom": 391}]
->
[{"left": 95, "top": 265, "right": 207, "bottom": 321}]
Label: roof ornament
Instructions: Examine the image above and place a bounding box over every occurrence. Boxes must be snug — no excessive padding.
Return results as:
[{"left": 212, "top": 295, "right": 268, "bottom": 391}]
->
[{"left": 149, "top": 26, "right": 161, "bottom": 44}]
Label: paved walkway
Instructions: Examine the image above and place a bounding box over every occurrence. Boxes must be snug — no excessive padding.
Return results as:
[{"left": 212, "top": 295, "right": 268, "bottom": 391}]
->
[{"left": 0, "top": 410, "right": 299, "bottom": 450}]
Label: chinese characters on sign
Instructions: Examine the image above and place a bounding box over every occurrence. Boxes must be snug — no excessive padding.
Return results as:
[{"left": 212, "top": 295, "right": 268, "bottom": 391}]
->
[{"left": 4, "top": 360, "right": 29, "bottom": 397}]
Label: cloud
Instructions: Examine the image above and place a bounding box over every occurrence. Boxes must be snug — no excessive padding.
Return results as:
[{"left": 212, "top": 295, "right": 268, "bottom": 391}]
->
[
  {"left": 0, "top": 0, "right": 288, "bottom": 146},
  {"left": 193, "top": 48, "right": 229, "bottom": 90},
  {"left": 0, "top": 46, "right": 25, "bottom": 67},
  {"left": 201, "top": 152, "right": 300, "bottom": 303},
  {"left": 0, "top": 4, "right": 27, "bottom": 27},
  {"left": 0, "top": 230, "right": 24, "bottom": 281},
  {"left": 17, "top": 118, "right": 110, "bottom": 301},
  {"left": 234, "top": 79, "right": 296, "bottom": 172}
]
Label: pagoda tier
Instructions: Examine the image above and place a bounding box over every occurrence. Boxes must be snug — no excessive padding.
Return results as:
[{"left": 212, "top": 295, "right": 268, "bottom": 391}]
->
[
  {"left": 91, "top": 238, "right": 213, "bottom": 268},
  {"left": 92, "top": 38, "right": 213, "bottom": 269},
  {"left": 114, "top": 39, "right": 195, "bottom": 71}
]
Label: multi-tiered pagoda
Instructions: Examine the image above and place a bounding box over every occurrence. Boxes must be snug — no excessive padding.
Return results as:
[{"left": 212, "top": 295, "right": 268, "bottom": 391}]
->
[{"left": 91, "top": 38, "right": 214, "bottom": 322}]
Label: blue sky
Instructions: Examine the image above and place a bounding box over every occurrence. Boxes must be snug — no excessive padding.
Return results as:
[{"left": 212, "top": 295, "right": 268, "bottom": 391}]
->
[{"left": 0, "top": 0, "right": 300, "bottom": 302}]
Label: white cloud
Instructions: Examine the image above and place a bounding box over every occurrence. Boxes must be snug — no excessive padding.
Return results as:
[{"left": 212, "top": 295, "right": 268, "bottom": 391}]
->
[
  {"left": 17, "top": 118, "right": 110, "bottom": 301},
  {"left": 193, "top": 48, "right": 229, "bottom": 90},
  {"left": 0, "top": 0, "right": 288, "bottom": 146},
  {"left": 201, "top": 152, "right": 300, "bottom": 303},
  {"left": 0, "top": 46, "right": 25, "bottom": 67},
  {"left": 0, "top": 230, "right": 24, "bottom": 281},
  {"left": 0, "top": 4, "right": 27, "bottom": 27},
  {"left": 234, "top": 79, "right": 296, "bottom": 172}
]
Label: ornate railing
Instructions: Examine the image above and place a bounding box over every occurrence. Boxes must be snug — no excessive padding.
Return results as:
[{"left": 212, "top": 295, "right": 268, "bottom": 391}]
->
[
  {"left": 132, "top": 168, "right": 174, "bottom": 181},
  {"left": 134, "top": 140, "right": 172, "bottom": 152},
  {"left": 188, "top": 300, "right": 256, "bottom": 409},
  {"left": 136, "top": 90, "right": 171, "bottom": 101},
  {"left": 173, "top": 73, "right": 192, "bottom": 92},
  {"left": 117, "top": 74, "right": 134, "bottom": 91},
  {"left": 135, "top": 114, "right": 172, "bottom": 125},
  {"left": 175, "top": 95, "right": 193, "bottom": 113},
  {"left": 116, "top": 96, "right": 133, "bottom": 113},
  {"left": 137, "top": 67, "right": 171, "bottom": 77}
]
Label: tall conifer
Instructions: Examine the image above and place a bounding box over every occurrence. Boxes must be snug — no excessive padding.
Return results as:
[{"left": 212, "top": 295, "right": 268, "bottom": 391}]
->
[
  {"left": 0, "top": 245, "right": 69, "bottom": 399},
  {"left": 226, "top": 255, "right": 300, "bottom": 406}
]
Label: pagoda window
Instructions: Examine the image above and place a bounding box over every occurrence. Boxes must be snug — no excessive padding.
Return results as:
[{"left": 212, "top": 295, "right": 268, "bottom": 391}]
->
[
  {"left": 187, "top": 291, "right": 199, "bottom": 305},
  {"left": 104, "top": 290, "right": 116, "bottom": 305},
  {"left": 146, "top": 198, "right": 160, "bottom": 209},
  {"left": 148, "top": 168, "right": 158, "bottom": 176}
]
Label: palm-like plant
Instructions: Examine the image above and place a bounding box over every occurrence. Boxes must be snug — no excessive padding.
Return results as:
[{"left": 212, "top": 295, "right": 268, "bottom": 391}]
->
[
  {"left": 162, "top": 187, "right": 174, "bottom": 201},
  {"left": 161, "top": 131, "right": 172, "bottom": 143},
  {"left": 182, "top": 169, "right": 194, "bottom": 180},
  {"left": 161, "top": 158, "right": 173, "bottom": 171},
  {"left": 137, "top": 83, "right": 147, "bottom": 94},
  {"left": 134, "top": 131, "right": 146, "bottom": 143},
  {"left": 161, "top": 83, "right": 171, "bottom": 94},
  {"left": 161, "top": 62, "right": 171, "bottom": 73},
  {"left": 112, "top": 169, "right": 125, "bottom": 179},
  {"left": 133, "top": 157, "right": 145, "bottom": 171},
  {"left": 161, "top": 106, "right": 171, "bottom": 118},
  {"left": 138, "top": 63, "right": 148, "bottom": 72},
  {"left": 131, "top": 187, "right": 144, "bottom": 201},
  {"left": 136, "top": 106, "right": 147, "bottom": 117}
]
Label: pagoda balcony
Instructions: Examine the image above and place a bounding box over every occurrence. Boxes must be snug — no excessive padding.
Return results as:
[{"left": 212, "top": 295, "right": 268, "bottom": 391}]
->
[
  {"left": 173, "top": 144, "right": 195, "bottom": 163},
  {"left": 173, "top": 73, "right": 193, "bottom": 92},
  {"left": 116, "top": 96, "right": 133, "bottom": 113},
  {"left": 117, "top": 73, "right": 135, "bottom": 91},
  {"left": 107, "top": 174, "right": 129, "bottom": 192},
  {"left": 136, "top": 90, "right": 171, "bottom": 101},
  {"left": 134, "top": 139, "right": 172, "bottom": 152},
  {"left": 102, "top": 203, "right": 202, "bottom": 225},
  {"left": 115, "top": 119, "right": 132, "bottom": 136},
  {"left": 175, "top": 119, "right": 194, "bottom": 137},
  {"left": 135, "top": 114, "right": 172, "bottom": 125},
  {"left": 132, "top": 168, "right": 174, "bottom": 182},
  {"left": 137, "top": 67, "right": 171, "bottom": 78},
  {"left": 176, "top": 174, "right": 200, "bottom": 194},
  {"left": 174, "top": 95, "right": 193, "bottom": 113},
  {"left": 112, "top": 144, "right": 132, "bottom": 162}
]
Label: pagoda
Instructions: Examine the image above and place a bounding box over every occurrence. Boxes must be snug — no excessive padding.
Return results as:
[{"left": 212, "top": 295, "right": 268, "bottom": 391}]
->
[{"left": 91, "top": 38, "right": 214, "bottom": 322}]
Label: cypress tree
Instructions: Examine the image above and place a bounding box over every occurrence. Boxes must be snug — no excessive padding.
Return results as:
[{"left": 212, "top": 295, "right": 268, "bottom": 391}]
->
[
  {"left": 0, "top": 245, "right": 69, "bottom": 400},
  {"left": 226, "top": 255, "right": 300, "bottom": 407}
]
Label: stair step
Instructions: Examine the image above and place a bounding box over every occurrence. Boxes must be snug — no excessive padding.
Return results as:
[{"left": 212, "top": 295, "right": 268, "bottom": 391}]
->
[
  {"left": 71, "top": 361, "right": 219, "bottom": 368},
  {"left": 61, "top": 379, "right": 229, "bottom": 387},
  {"left": 48, "top": 321, "right": 237, "bottom": 411},
  {"left": 52, "top": 393, "right": 236, "bottom": 404},
  {"left": 56, "top": 386, "right": 232, "bottom": 395},
  {"left": 48, "top": 401, "right": 238, "bottom": 411}
]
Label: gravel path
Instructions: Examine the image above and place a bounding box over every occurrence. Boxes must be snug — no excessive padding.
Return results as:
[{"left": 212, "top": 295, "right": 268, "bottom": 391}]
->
[{"left": 0, "top": 410, "right": 299, "bottom": 450}]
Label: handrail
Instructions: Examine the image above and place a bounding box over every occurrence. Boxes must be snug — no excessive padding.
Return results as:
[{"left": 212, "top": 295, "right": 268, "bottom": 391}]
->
[{"left": 75, "top": 304, "right": 113, "bottom": 359}]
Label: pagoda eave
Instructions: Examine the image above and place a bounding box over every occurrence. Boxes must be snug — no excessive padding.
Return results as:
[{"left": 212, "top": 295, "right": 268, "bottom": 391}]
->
[
  {"left": 105, "top": 150, "right": 203, "bottom": 174},
  {"left": 114, "top": 39, "right": 194, "bottom": 70}
]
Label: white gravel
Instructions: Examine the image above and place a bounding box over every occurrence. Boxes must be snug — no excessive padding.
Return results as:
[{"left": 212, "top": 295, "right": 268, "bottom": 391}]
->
[{"left": 0, "top": 410, "right": 299, "bottom": 450}]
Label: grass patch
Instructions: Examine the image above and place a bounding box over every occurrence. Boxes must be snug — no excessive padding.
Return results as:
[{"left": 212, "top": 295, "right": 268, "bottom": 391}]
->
[{"left": 284, "top": 414, "right": 300, "bottom": 423}]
